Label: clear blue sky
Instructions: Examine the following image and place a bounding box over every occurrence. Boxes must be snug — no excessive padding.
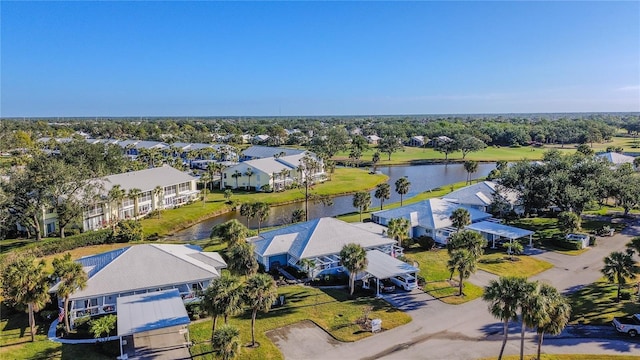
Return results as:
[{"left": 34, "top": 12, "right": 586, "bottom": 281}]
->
[{"left": 1, "top": 1, "right": 639, "bottom": 117}]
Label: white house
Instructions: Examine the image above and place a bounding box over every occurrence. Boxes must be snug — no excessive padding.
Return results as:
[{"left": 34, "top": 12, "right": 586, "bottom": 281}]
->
[
  {"left": 442, "top": 181, "right": 523, "bottom": 215},
  {"left": 407, "top": 136, "right": 427, "bottom": 147},
  {"left": 596, "top": 152, "right": 637, "bottom": 168},
  {"left": 249, "top": 217, "right": 412, "bottom": 280},
  {"left": 240, "top": 145, "right": 306, "bottom": 161},
  {"left": 366, "top": 135, "right": 381, "bottom": 145},
  {"left": 371, "top": 199, "right": 492, "bottom": 244},
  {"left": 49, "top": 244, "right": 226, "bottom": 328}
]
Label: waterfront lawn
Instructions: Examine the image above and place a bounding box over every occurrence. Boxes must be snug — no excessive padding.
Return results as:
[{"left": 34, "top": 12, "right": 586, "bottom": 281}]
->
[
  {"left": 189, "top": 285, "right": 411, "bottom": 360},
  {"left": 567, "top": 278, "right": 640, "bottom": 325},
  {"left": 140, "top": 167, "right": 387, "bottom": 237}
]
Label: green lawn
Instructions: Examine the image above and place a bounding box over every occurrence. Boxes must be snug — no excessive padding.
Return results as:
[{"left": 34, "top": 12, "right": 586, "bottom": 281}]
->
[
  {"left": 477, "top": 251, "right": 553, "bottom": 278},
  {"left": 567, "top": 278, "right": 640, "bottom": 325},
  {"left": 189, "top": 285, "right": 411, "bottom": 360},
  {"left": 140, "top": 167, "right": 387, "bottom": 238}
]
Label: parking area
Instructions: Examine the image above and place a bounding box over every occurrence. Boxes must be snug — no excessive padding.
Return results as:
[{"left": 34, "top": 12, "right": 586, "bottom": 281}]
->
[{"left": 266, "top": 320, "right": 341, "bottom": 360}]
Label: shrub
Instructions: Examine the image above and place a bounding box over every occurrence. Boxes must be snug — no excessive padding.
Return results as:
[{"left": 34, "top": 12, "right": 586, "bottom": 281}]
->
[
  {"left": 90, "top": 315, "right": 117, "bottom": 339},
  {"left": 549, "top": 238, "right": 583, "bottom": 250},
  {"left": 416, "top": 236, "right": 435, "bottom": 251},
  {"left": 114, "top": 220, "right": 142, "bottom": 243},
  {"left": 589, "top": 235, "right": 597, "bottom": 246},
  {"left": 557, "top": 211, "right": 581, "bottom": 234},
  {"left": 14, "top": 229, "right": 114, "bottom": 257}
]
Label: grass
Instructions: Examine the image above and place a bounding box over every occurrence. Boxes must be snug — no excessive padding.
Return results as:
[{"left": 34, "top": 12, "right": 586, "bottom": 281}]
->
[
  {"left": 477, "top": 251, "right": 553, "bottom": 277},
  {"left": 480, "top": 355, "right": 640, "bottom": 360},
  {"left": 567, "top": 278, "right": 640, "bottom": 325},
  {"left": 140, "top": 167, "right": 387, "bottom": 237},
  {"left": 189, "top": 285, "right": 411, "bottom": 360}
]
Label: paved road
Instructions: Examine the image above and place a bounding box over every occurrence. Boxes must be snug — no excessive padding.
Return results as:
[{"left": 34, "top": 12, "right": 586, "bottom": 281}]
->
[{"left": 275, "top": 218, "right": 640, "bottom": 360}]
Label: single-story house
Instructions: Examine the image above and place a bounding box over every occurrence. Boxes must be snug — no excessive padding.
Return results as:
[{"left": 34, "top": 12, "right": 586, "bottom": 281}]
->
[
  {"left": 366, "top": 135, "right": 381, "bottom": 145},
  {"left": 442, "top": 181, "right": 523, "bottom": 215},
  {"left": 248, "top": 217, "right": 406, "bottom": 278},
  {"left": 49, "top": 244, "right": 226, "bottom": 328},
  {"left": 117, "top": 140, "right": 170, "bottom": 157},
  {"left": 240, "top": 145, "right": 306, "bottom": 161},
  {"left": 596, "top": 152, "right": 637, "bottom": 168},
  {"left": 371, "top": 199, "right": 492, "bottom": 244},
  {"left": 407, "top": 136, "right": 427, "bottom": 147},
  {"left": 253, "top": 134, "right": 270, "bottom": 144}
]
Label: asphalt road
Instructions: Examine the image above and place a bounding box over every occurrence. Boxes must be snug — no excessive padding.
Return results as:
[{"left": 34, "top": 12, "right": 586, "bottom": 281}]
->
[{"left": 274, "top": 218, "right": 640, "bottom": 360}]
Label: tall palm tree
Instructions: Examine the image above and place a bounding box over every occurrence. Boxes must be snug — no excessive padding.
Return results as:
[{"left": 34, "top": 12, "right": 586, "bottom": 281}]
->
[
  {"left": 371, "top": 152, "right": 380, "bottom": 173},
  {"left": 601, "top": 251, "right": 640, "bottom": 302},
  {"left": 387, "top": 217, "right": 411, "bottom": 248},
  {"left": 243, "top": 273, "right": 278, "bottom": 347},
  {"left": 450, "top": 208, "right": 471, "bottom": 231},
  {"left": 127, "top": 188, "right": 142, "bottom": 218},
  {"left": 447, "top": 249, "right": 477, "bottom": 296},
  {"left": 226, "top": 242, "right": 258, "bottom": 277},
  {"left": 52, "top": 253, "right": 88, "bottom": 332},
  {"left": 107, "top": 184, "right": 125, "bottom": 226},
  {"left": 212, "top": 325, "right": 241, "bottom": 360},
  {"left": 153, "top": 185, "right": 163, "bottom": 219},
  {"left": 240, "top": 202, "right": 256, "bottom": 228},
  {"left": 394, "top": 177, "right": 411, "bottom": 206},
  {"left": 232, "top": 170, "right": 242, "bottom": 189},
  {"left": 210, "top": 219, "right": 248, "bottom": 246},
  {"left": 374, "top": 183, "right": 391, "bottom": 210},
  {"left": 517, "top": 280, "right": 542, "bottom": 360},
  {"left": 464, "top": 160, "right": 479, "bottom": 184},
  {"left": 533, "top": 284, "right": 571, "bottom": 360},
  {"left": 200, "top": 172, "right": 212, "bottom": 207},
  {"left": 340, "top": 243, "right": 368, "bottom": 296},
  {"left": 626, "top": 236, "right": 640, "bottom": 255},
  {"left": 298, "top": 258, "right": 316, "bottom": 278},
  {"left": 252, "top": 202, "right": 270, "bottom": 234},
  {"left": 204, "top": 274, "right": 243, "bottom": 336},
  {"left": 245, "top": 168, "right": 254, "bottom": 190},
  {"left": 212, "top": 162, "right": 227, "bottom": 190},
  {"left": 482, "top": 276, "right": 528, "bottom": 360},
  {"left": 447, "top": 230, "right": 486, "bottom": 260},
  {"left": 352, "top": 192, "right": 371, "bottom": 222},
  {"left": 1, "top": 256, "right": 51, "bottom": 342}
]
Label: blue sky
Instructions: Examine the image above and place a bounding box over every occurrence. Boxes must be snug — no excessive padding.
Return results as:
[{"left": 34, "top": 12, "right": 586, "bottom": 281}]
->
[{"left": 1, "top": 1, "right": 639, "bottom": 117}]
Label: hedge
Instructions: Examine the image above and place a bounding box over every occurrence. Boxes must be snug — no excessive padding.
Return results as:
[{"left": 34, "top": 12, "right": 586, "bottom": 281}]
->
[
  {"left": 15, "top": 229, "right": 115, "bottom": 257},
  {"left": 549, "top": 237, "right": 584, "bottom": 251}
]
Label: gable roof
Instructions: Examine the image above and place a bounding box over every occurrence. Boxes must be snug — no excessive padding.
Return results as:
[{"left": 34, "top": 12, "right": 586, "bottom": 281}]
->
[
  {"left": 442, "top": 181, "right": 519, "bottom": 207},
  {"left": 99, "top": 165, "right": 196, "bottom": 193},
  {"left": 597, "top": 152, "right": 636, "bottom": 165},
  {"left": 242, "top": 145, "right": 305, "bottom": 159},
  {"left": 250, "top": 217, "right": 396, "bottom": 260},
  {"left": 372, "top": 199, "right": 491, "bottom": 230},
  {"left": 53, "top": 244, "right": 226, "bottom": 300}
]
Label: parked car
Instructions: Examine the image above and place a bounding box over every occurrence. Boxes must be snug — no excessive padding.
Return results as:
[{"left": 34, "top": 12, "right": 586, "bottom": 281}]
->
[
  {"left": 613, "top": 314, "right": 640, "bottom": 337},
  {"left": 379, "top": 279, "right": 396, "bottom": 293},
  {"left": 390, "top": 274, "right": 417, "bottom": 291}
]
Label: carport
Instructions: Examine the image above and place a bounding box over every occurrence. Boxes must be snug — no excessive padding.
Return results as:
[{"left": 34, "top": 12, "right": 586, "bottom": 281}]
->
[
  {"left": 465, "top": 221, "right": 534, "bottom": 249},
  {"left": 362, "top": 250, "right": 419, "bottom": 297},
  {"left": 117, "top": 289, "right": 191, "bottom": 360}
]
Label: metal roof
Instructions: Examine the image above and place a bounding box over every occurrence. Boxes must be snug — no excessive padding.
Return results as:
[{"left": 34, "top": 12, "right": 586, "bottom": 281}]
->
[
  {"left": 373, "top": 199, "right": 491, "bottom": 230},
  {"left": 365, "top": 250, "right": 419, "bottom": 279},
  {"left": 465, "top": 221, "right": 533, "bottom": 240},
  {"left": 116, "top": 289, "right": 190, "bottom": 336},
  {"left": 596, "top": 152, "right": 636, "bottom": 165},
  {"left": 241, "top": 145, "right": 305, "bottom": 159},
  {"left": 99, "top": 165, "right": 196, "bottom": 193}
]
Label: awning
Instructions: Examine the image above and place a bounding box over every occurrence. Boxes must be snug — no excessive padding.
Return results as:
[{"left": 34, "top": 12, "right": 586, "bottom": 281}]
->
[
  {"left": 116, "top": 289, "right": 190, "bottom": 336},
  {"left": 465, "top": 221, "right": 533, "bottom": 240},
  {"left": 364, "top": 250, "right": 419, "bottom": 279}
]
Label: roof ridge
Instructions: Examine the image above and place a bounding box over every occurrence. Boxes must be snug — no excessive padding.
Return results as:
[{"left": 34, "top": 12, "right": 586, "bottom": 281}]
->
[{"left": 150, "top": 244, "right": 220, "bottom": 275}]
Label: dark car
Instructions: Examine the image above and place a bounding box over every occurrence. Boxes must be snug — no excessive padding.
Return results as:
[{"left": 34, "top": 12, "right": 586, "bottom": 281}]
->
[{"left": 379, "top": 279, "right": 396, "bottom": 293}]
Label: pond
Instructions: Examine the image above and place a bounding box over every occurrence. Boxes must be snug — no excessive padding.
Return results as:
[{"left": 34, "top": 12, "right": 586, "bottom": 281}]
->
[{"left": 166, "top": 162, "right": 497, "bottom": 241}]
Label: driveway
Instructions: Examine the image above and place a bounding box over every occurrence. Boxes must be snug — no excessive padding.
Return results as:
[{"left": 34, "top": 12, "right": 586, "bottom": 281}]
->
[{"left": 273, "top": 219, "right": 640, "bottom": 360}]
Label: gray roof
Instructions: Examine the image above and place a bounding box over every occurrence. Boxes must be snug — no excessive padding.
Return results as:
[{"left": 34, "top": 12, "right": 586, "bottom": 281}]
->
[
  {"left": 442, "top": 181, "right": 519, "bottom": 207},
  {"left": 250, "top": 217, "right": 396, "bottom": 260},
  {"left": 57, "top": 244, "right": 226, "bottom": 300},
  {"left": 117, "top": 289, "right": 190, "bottom": 336},
  {"left": 242, "top": 145, "right": 305, "bottom": 159},
  {"left": 365, "top": 250, "right": 419, "bottom": 279},
  {"left": 171, "top": 142, "right": 229, "bottom": 151},
  {"left": 373, "top": 199, "right": 491, "bottom": 230},
  {"left": 597, "top": 152, "right": 636, "bottom": 165},
  {"left": 465, "top": 221, "right": 533, "bottom": 240},
  {"left": 99, "top": 165, "right": 196, "bottom": 193},
  {"left": 117, "top": 140, "right": 169, "bottom": 149}
]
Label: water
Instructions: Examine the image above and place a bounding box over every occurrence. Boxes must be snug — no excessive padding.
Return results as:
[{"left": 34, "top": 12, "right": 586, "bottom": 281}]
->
[{"left": 167, "top": 162, "right": 496, "bottom": 241}]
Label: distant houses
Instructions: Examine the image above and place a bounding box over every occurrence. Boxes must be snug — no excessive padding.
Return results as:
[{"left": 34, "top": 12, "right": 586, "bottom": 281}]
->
[
  {"left": 596, "top": 151, "right": 637, "bottom": 168},
  {"left": 407, "top": 136, "right": 427, "bottom": 147},
  {"left": 239, "top": 145, "right": 306, "bottom": 161},
  {"left": 442, "top": 181, "right": 522, "bottom": 215}
]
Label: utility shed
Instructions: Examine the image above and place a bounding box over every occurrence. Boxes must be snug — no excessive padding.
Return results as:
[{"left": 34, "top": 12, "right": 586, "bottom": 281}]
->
[{"left": 117, "top": 289, "right": 191, "bottom": 360}]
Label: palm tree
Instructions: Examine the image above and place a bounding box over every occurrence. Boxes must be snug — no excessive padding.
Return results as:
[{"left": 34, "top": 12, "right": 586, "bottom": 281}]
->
[
  {"left": 394, "top": 177, "right": 411, "bottom": 206},
  {"left": 243, "top": 273, "right": 278, "bottom": 347},
  {"left": 447, "top": 230, "right": 486, "bottom": 260},
  {"left": 447, "top": 249, "right": 477, "bottom": 296},
  {"left": 52, "top": 253, "right": 88, "bottom": 333},
  {"left": 204, "top": 274, "right": 243, "bottom": 336},
  {"left": 387, "top": 217, "right": 411, "bottom": 248},
  {"left": 245, "top": 168, "right": 254, "bottom": 190},
  {"left": 200, "top": 171, "right": 212, "bottom": 207},
  {"left": 210, "top": 219, "right": 248, "bottom": 246},
  {"left": 352, "top": 192, "right": 371, "bottom": 222},
  {"left": 340, "top": 243, "right": 368, "bottom": 296},
  {"left": 482, "top": 276, "right": 528, "bottom": 360},
  {"left": 211, "top": 162, "right": 227, "bottom": 190},
  {"left": 232, "top": 170, "right": 242, "bottom": 189},
  {"left": 533, "top": 284, "right": 571, "bottom": 360},
  {"left": 291, "top": 209, "right": 306, "bottom": 224},
  {"left": 450, "top": 208, "right": 471, "bottom": 231},
  {"left": 298, "top": 258, "right": 316, "bottom": 278},
  {"left": 601, "top": 251, "right": 640, "bottom": 302},
  {"left": 464, "top": 160, "right": 479, "bottom": 184},
  {"left": 212, "top": 325, "right": 241, "bottom": 360},
  {"left": 224, "top": 189, "right": 233, "bottom": 203},
  {"left": 1, "top": 256, "right": 51, "bottom": 342},
  {"left": 226, "top": 242, "right": 258, "bottom": 277},
  {"left": 374, "top": 183, "right": 390, "bottom": 210},
  {"left": 517, "top": 280, "right": 541, "bottom": 360},
  {"left": 127, "top": 188, "right": 142, "bottom": 219},
  {"left": 240, "top": 202, "right": 256, "bottom": 228},
  {"left": 107, "top": 184, "right": 125, "bottom": 225},
  {"left": 153, "top": 185, "right": 163, "bottom": 219},
  {"left": 252, "top": 202, "right": 270, "bottom": 234},
  {"left": 626, "top": 236, "right": 640, "bottom": 255}
]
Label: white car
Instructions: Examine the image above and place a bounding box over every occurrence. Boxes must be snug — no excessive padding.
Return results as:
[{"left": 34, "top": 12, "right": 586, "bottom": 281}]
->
[{"left": 390, "top": 274, "right": 417, "bottom": 291}]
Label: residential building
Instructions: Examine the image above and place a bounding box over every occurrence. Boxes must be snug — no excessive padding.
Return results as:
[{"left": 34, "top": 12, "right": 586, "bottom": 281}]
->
[
  {"left": 442, "top": 181, "right": 523, "bottom": 214},
  {"left": 240, "top": 145, "right": 305, "bottom": 161},
  {"left": 49, "top": 244, "right": 226, "bottom": 328},
  {"left": 407, "top": 136, "right": 427, "bottom": 147},
  {"left": 596, "top": 152, "right": 637, "bottom": 168},
  {"left": 366, "top": 135, "right": 381, "bottom": 145}
]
